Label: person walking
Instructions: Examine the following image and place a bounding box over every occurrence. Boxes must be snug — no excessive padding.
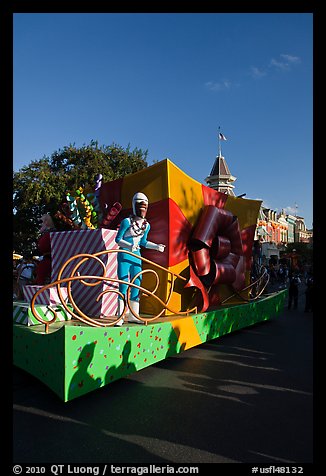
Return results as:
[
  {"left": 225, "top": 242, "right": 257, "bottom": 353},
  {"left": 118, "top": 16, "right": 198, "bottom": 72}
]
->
[
  {"left": 288, "top": 274, "right": 301, "bottom": 310},
  {"left": 304, "top": 274, "right": 313, "bottom": 312}
]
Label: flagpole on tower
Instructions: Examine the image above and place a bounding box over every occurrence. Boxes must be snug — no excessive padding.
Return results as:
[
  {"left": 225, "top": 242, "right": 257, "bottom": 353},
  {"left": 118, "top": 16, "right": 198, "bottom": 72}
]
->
[
  {"left": 218, "top": 126, "right": 222, "bottom": 157},
  {"left": 218, "top": 126, "right": 227, "bottom": 157}
]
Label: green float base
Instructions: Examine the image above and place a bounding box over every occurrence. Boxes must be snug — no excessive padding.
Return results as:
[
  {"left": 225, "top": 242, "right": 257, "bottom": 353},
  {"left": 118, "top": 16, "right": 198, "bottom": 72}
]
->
[{"left": 13, "top": 290, "right": 287, "bottom": 402}]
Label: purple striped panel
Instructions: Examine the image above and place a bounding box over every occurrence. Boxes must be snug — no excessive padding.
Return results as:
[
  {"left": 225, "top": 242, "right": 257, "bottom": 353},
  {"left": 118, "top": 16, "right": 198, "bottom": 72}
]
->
[
  {"left": 23, "top": 285, "right": 68, "bottom": 306},
  {"left": 50, "top": 229, "right": 118, "bottom": 317}
]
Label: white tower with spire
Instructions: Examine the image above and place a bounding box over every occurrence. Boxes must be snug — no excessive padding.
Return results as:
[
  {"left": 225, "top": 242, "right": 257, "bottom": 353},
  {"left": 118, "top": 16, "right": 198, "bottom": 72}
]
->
[{"left": 205, "top": 128, "right": 237, "bottom": 196}]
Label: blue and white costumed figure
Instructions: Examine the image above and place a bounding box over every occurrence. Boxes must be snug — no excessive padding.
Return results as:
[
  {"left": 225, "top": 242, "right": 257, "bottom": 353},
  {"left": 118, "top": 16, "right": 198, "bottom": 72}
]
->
[{"left": 115, "top": 192, "right": 165, "bottom": 326}]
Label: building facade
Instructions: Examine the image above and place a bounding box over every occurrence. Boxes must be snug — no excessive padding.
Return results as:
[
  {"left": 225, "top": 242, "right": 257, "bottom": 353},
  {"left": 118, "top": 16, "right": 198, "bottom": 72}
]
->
[{"left": 295, "top": 216, "right": 313, "bottom": 244}]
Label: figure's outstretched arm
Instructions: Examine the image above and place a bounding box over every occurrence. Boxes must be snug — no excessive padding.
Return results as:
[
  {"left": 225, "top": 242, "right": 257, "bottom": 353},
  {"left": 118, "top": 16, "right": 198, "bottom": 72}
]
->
[{"left": 145, "top": 241, "right": 165, "bottom": 253}]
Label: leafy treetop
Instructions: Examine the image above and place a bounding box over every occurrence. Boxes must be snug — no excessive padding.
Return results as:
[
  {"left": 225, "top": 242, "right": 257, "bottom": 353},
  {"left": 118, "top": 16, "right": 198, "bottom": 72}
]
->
[{"left": 13, "top": 140, "right": 148, "bottom": 256}]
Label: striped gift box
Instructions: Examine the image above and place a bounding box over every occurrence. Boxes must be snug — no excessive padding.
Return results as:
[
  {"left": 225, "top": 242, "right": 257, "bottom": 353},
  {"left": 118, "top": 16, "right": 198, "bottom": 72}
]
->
[
  {"left": 23, "top": 285, "right": 68, "bottom": 306},
  {"left": 50, "top": 229, "right": 118, "bottom": 318},
  {"left": 13, "top": 302, "right": 72, "bottom": 326}
]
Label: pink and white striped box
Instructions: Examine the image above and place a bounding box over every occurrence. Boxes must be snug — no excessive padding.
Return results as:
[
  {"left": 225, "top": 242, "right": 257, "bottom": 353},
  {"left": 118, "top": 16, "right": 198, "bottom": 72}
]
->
[
  {"left": 23, "top": 285, "right": 68, "bottom": 306},
  {"left": 50, "top": 229, "right": 119, "bottom": 317}
]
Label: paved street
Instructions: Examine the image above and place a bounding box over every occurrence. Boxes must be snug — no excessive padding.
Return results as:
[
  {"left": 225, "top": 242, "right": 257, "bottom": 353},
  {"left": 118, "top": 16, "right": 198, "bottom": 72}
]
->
[{"left": 12, "top": 286, "right": 313, "bottom": 465}]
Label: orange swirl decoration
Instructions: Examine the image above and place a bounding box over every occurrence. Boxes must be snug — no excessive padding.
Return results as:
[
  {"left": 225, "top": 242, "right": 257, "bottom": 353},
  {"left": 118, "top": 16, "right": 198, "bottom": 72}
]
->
[
  {"left": 185, "top": 205, "right": 246, "bottom": 311},
  {"left": 29, "top": 249, "right": 197, "bottom": 332}
]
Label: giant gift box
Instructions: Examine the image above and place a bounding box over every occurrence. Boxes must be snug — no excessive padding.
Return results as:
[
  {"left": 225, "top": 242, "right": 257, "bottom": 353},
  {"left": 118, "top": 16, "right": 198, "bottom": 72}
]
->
[
  {"left": 50, "top": 228, "right": 119, "bottom": 317},
  {"left": 99, "top": 159, "right": 262, "bottom": 315}
]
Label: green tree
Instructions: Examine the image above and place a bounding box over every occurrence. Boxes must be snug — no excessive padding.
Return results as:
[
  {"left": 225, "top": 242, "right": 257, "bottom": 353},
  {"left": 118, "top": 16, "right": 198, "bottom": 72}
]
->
[{"left": 13, "top": 140, "right": 148, "bottom": 255}]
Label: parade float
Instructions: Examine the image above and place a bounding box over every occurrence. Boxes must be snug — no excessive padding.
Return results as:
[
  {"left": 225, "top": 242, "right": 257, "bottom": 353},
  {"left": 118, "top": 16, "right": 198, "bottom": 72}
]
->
[{"left": 13, "top": 159, "right": 287, "bottom": 401}]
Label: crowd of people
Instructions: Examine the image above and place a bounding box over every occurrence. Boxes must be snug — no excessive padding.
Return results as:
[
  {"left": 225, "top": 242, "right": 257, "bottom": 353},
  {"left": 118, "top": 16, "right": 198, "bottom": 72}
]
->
[{"left": 260, "top": 261, "right": 313, "bottom": 313}]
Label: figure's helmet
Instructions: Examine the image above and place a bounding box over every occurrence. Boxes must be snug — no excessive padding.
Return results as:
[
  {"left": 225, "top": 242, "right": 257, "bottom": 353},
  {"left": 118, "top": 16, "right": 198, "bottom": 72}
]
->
[{"left": 132, "top": 192, "right": 149, "bottom": 217}]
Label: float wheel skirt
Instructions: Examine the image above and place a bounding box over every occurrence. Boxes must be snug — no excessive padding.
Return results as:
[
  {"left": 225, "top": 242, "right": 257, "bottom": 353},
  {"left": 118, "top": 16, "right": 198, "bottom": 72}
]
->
[{"left": 13, "top": 291, "right": 286, "bottom": 401}]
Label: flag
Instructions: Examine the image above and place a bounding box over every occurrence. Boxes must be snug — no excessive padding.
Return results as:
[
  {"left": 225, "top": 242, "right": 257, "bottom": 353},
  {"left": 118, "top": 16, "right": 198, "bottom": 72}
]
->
[{"left": 219, "top": 132, "right": 227, "bottom": 141}]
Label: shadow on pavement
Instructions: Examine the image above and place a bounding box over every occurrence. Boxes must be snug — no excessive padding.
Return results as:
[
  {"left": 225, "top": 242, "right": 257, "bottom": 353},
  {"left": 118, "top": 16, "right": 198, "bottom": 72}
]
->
[{"left": 12, "top": 291, "right": 313, "bottom": 464}]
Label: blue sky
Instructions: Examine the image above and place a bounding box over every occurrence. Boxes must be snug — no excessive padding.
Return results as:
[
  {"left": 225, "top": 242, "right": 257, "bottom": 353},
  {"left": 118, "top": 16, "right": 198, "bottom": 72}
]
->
[{"left": 13, "top": 13, "right": 313, "bottom": 228}]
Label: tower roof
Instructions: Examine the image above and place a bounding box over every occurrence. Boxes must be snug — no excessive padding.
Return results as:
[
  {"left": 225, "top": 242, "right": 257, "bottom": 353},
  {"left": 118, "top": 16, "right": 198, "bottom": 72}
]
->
[
  {"left": 210, "top": 155, "right": 232, "bottom": 177},
  {"left": 205, "top": 154, "right": 237, "bottom": 196}
]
